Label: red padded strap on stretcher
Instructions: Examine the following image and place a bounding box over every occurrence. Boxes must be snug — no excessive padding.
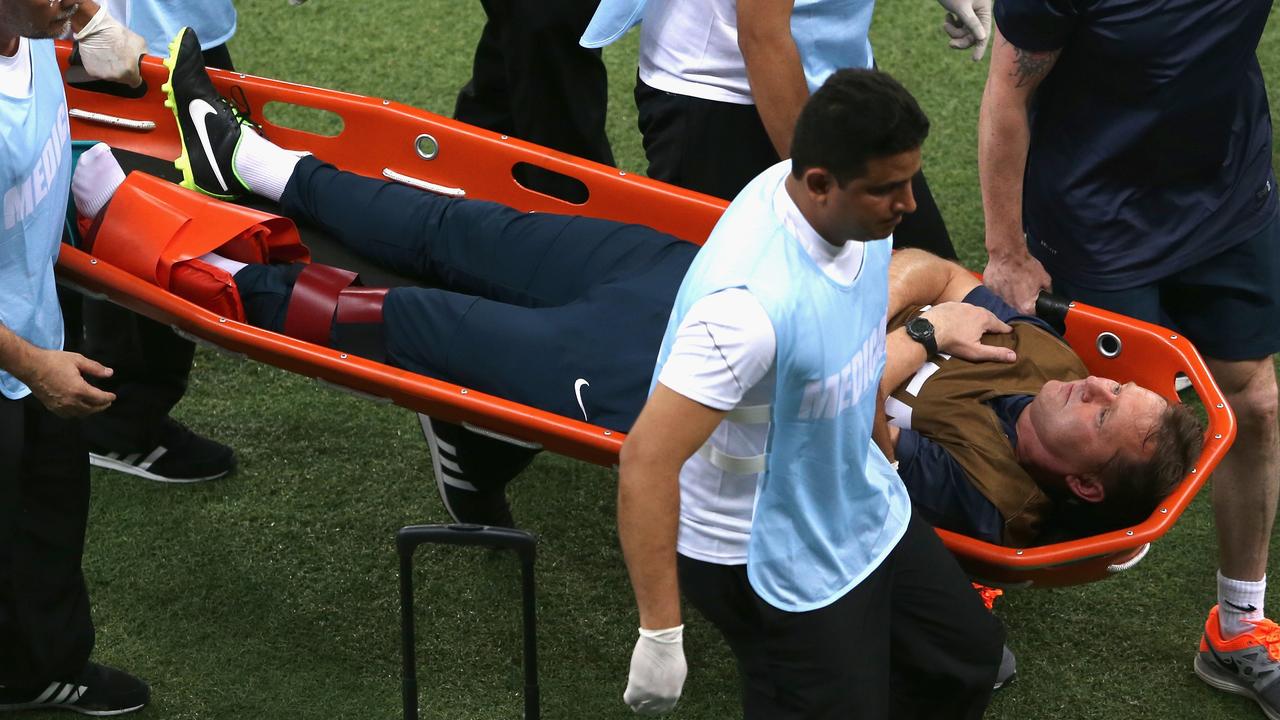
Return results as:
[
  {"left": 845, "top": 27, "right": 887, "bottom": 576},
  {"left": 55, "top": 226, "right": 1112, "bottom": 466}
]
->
[
  {"left": 87, "top": 171, "right": 309, "bottom": 288},
  {"left": 335, "top": 287, "right": 389, "bottom": 324},
  {"left": 169, "top": 258, "right": 247, "bottom": 323},
  {"left": 284, "top": 263, "right": 359, "bottom": 346}
]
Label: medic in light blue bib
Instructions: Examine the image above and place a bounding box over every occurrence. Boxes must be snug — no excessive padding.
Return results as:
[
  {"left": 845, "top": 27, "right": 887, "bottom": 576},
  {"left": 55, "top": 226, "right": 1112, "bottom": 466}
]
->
[
  {"left": 0, "top": 39, "right": 72, "bottom": 400},
  {"left": 652, "top": 161, "right": 910, "bottom": 612}
]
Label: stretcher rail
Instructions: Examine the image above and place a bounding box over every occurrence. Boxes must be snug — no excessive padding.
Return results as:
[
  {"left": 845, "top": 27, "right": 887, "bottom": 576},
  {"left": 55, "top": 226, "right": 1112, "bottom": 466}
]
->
[{"left": 56, "top": 45, "right": 1236, "bottom": 587}]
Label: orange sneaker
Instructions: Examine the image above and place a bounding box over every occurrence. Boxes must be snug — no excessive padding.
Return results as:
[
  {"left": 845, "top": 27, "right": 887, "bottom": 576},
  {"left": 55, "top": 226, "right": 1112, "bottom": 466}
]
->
[
  {"left": 972, "top": 583, "right": 1004, "bottom": 612},
  {"left": 972, "top": 583, "right": 1015, "bottom": 690},
  {"left": 1194, "top": 605, "right": 1280, "bottom": 720}
]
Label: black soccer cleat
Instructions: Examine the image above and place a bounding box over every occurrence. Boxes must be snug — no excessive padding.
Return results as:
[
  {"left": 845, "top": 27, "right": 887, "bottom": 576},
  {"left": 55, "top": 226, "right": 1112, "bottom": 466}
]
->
[
  {"left": 0, "top": 662, "right": 150, "bottom": 716},
  {"left": 161, "top": 27, "right": 251, "bottom": 199}
]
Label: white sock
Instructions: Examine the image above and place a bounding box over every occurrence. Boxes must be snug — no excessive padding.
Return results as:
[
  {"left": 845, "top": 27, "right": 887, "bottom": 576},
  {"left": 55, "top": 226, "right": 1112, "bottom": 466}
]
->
[
  {"left": 198, "top": 251, "right": 248, "bottom": 276},
  {"left": 1218, "top": 571, "right": 1266, "bottom": 638},
  {"left": 233, "top": 127, "right": 306, "bottom": 203},
  {"left": 71, "top": 142, "right": 126, "bottom": 219}
]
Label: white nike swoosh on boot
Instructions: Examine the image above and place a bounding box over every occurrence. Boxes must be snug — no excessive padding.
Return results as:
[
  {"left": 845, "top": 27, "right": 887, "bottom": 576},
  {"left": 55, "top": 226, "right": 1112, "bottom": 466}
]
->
[
  {"left": 189, "top": 98, "right": 229, "bottom": 192},
  {"left": 574, "top": 378, "right": 590, "bottom": 421}
]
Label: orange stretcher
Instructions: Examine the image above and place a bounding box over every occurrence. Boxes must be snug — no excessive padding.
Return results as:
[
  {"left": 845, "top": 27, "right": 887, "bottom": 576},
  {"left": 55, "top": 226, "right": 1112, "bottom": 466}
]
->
[{"left": 53, "top": 44, "right": 1236, "bottom": 588}]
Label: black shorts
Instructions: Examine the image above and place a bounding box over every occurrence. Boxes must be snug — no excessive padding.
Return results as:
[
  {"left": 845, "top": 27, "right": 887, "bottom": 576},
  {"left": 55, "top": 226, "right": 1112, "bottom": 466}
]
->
[{"left": 1050, "top": 207, "right": 1280, "bottom": 361}]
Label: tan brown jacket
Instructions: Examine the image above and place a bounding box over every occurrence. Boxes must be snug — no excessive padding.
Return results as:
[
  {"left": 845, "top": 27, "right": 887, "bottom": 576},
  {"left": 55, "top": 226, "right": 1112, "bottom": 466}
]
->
[{"left": 887, "top": 307, "right": 1087, "bottom": 546}]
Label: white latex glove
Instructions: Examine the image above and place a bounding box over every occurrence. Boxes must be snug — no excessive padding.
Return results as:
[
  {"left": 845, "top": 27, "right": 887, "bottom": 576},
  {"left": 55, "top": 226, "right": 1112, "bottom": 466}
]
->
[
  {"left": 623, "top": 625, "right": 687, "bottom": 715},
  {"left": 74, "top": 7, "right": 146, "bottom": 87},
  {"left": 938, "top": 0, "right": 993, "bottom": 61}
]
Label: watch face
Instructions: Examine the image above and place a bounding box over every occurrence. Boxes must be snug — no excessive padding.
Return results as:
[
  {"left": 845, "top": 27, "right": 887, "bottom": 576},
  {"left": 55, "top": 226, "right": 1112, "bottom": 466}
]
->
[{"left": 908, "top": 317, "right": 934, "bottom": 339}]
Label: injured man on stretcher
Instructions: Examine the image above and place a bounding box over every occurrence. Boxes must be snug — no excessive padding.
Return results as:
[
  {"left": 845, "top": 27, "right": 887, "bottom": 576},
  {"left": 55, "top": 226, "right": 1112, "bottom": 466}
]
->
[{"left": 70, "top": 40, "right": 1202, "bottom": 548}]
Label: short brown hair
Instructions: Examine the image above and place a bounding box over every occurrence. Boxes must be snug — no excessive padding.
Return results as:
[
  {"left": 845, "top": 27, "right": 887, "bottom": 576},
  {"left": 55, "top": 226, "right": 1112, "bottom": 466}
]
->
[
  {"left": 1096, "top": 402, "right": 1205, "bottom": 530},
  {"left": 1042, "top": 402, "right": 1204, "bottom": 543}
]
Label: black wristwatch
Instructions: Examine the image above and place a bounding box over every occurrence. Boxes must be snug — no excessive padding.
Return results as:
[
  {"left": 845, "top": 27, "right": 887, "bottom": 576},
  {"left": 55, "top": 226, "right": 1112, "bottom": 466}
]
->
[{"left": 905, "top": 316, "right": 938, "bottom": 358}]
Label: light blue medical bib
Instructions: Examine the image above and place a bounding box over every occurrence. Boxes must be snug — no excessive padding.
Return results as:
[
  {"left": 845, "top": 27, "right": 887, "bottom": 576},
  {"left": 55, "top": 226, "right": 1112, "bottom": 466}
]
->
[
  {"left": 582, "top": 0, "right": 875, "bottom": 93},
  {"left": 652, "top": 161, "right": 910, "bottom": 611},
  {"left": 0, "top": 39, "right": 72, "bottom": 400},
  {"left": 122, "top": 0, "right": 237, "bottom": 56}
]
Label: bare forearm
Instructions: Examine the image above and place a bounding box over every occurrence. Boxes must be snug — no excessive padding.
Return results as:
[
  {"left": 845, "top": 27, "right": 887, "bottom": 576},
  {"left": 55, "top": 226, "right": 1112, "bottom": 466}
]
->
[
  {"left": 979, "top": 32, "right": 1059, "bottom": 259},
  {"left": 741, "top": 42, "right": 807, "bottom": 158},
  {"left": 0, "top": 322, "right": 40, "bottom": 385},
  {"left": 618, "top": 462, "right": 683, "bottom": 629},
  {"left": 880, "top": 328, "right": 929, "bottom": 397},
  {"left": 738, "top": 0, "right": 808, "bottom": 158},
  {"left": 977, "top": 83, "right": 1031, "bottom": 258}
]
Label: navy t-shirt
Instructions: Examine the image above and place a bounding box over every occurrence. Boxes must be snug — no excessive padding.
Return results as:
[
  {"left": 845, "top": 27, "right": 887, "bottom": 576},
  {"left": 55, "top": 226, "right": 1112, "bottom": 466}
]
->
[
  {"left": 893, "top": 286, "right": 1056, "bottom": 544},
  {"left": 996, "top": 0, "right": 1276, "bottom": 290}
]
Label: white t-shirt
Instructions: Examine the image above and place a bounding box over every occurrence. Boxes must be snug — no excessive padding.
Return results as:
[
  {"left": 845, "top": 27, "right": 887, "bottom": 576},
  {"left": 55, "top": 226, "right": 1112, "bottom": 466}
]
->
[
  {"left": 638, "top": 0, "right": 754, "bottom": 105},
  {"left": 658, "top": 175, "right": 867, "bottom": 564},
  {"left": 0, "top": 38, "right": 33, "bottom": 99}
]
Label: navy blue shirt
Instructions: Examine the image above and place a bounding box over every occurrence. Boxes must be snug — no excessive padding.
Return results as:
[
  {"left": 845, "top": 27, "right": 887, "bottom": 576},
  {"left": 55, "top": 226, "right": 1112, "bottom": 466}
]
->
[
  {"left": 893, "top": 286, "right": 1055, "bottom": 543},
  {"left": 997, "top": 0, "right": 1276, "bottom": 291}
]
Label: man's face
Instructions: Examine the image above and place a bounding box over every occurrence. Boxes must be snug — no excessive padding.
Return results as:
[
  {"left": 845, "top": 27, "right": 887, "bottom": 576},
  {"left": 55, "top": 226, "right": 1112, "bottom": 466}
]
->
[
  {"left": 825, "top": 148, "right": 922, "bottom": 242},
  {"left": 1026, "top": 376, "right": 1167, "bottom": 478},
  {"left": 0, "top": 0, "right": 79, "bottom": 41}
]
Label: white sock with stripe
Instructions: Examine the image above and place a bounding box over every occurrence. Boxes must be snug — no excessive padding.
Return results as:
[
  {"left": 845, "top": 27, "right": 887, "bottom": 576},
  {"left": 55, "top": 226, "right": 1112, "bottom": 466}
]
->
[
  {"left": 71, "top": 142, "right": 125, "bottom": 219},
  {"left": 1219, "top": 571, "right": 1266, "bottom": 638},
  {"left": 233, "top": 128, "right": 305, "bottom": 203}
]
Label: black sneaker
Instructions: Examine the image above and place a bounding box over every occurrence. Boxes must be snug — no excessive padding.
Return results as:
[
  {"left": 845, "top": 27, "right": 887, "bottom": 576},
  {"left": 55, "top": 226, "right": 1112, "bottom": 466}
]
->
[
  {"left": 0, "top": 662, "right": 149, "bottom": 716},
  {"left": 90, "top": 418, "right": 236, "bottom": 483},
  {"left": 419, "top": 415, "right": 540, "bottom": 527},
  {"left": 161, "top": 27, "right": 251, "bottom": 199}
]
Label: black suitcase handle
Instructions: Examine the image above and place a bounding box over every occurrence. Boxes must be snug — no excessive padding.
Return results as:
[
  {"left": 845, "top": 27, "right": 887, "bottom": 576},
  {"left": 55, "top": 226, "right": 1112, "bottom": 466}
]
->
[{"left": 397, "top": 524, "right": 539, "bottom": 720}]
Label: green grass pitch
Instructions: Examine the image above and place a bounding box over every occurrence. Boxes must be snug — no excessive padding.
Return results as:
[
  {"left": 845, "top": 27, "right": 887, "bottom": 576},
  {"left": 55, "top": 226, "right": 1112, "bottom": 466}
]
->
[{"left": 53, "top": 2, "right": 1280, "bottom": 718}]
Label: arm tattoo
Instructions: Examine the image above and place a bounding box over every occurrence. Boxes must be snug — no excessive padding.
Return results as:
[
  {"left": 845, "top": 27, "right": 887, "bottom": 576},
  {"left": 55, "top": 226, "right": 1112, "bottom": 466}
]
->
[{"left": 1011, "top": 47, "right": 1057, "bottom": 88}]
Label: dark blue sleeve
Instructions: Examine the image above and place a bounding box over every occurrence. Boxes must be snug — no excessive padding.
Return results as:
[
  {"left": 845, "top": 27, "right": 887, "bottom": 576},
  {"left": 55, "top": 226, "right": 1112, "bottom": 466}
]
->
[
  {"left": 995, "top": 0, "right": 1079, "bottom": 52},
  {"left": 961, "top": 285, "right": 1061, "bottom": 338},
  {"left": 894, "top": 428, "right": 1005, "bottom": 545}
]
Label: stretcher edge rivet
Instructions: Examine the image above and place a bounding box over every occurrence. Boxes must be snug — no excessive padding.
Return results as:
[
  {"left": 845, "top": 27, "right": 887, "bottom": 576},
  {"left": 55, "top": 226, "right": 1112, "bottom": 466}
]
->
[
  {"left": 89, "top": 259, "right": 97, "bottom": 265},
  {"left": 604, "top": 430, "right": 612, "bottom": 436},
  {"left": 1016, "top": 550, "right": 1023, "bottom": 555},
  {"left": 1160, "top": 508, "right": 1168, "bottom": 514},
  {"left": 1190, "top": 468, "right": 1197, "bottom": 473},
  {"left": 460, "top": 389, "right": 468, "bottom": 394},
  {"left": 1217, "top": 403, "right": 1225, "bottom": 408},
  {"left": 1170, "top": 334, "right": 1178, "bottom": 340},
  {"left": 1126, "top": 530, "right": 1134, "bottom": 536},
  {"left": 339, "top": 353, "right": 348, "bottom": 359},
  {"left": 382, "top": 99, "right": 390, "bottom": 105},
  {"left": 1215, "top": 434, "right": 1223, "bottom": 439},
  {"left": 218, "top": 318, "right": 226, "bottom": 324}
]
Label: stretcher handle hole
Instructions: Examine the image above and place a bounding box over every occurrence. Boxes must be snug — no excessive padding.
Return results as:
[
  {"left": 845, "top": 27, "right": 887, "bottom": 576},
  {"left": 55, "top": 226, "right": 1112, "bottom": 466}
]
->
[
  {"left": 1096, "top": 331, "right": 1122, "bottom": 359},
  {"left": 261, "top": 102, "right": 344, "bottom": 137},
  {"left": 512, "top": 162, "right": 589, "bottom": 205},
  {"left": 414, "top": 134, "right": 438, "bottom": 160}
]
